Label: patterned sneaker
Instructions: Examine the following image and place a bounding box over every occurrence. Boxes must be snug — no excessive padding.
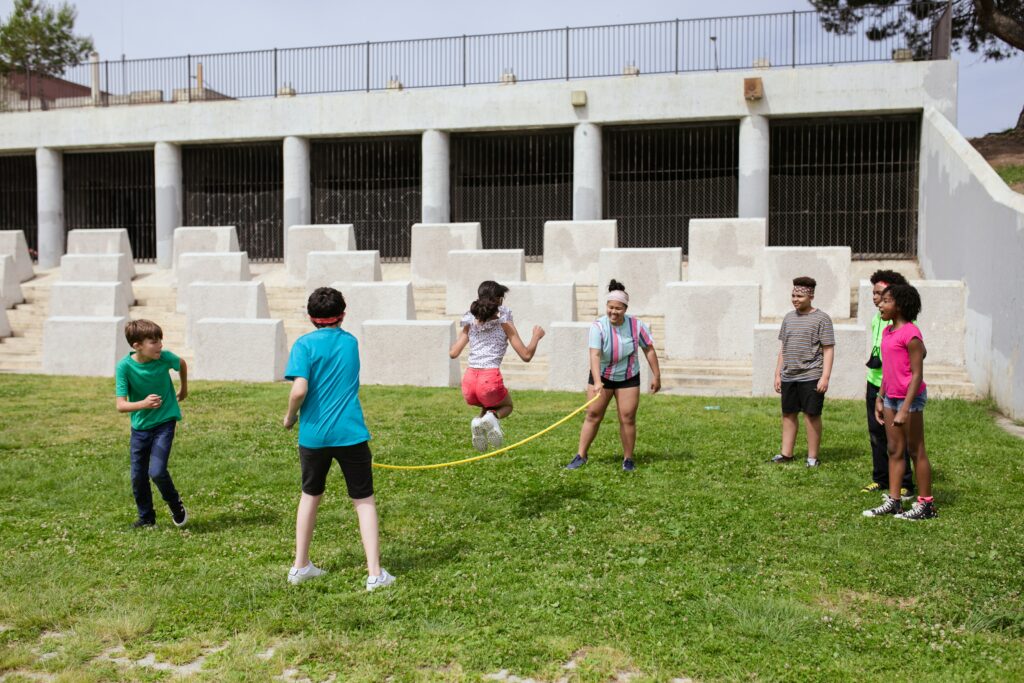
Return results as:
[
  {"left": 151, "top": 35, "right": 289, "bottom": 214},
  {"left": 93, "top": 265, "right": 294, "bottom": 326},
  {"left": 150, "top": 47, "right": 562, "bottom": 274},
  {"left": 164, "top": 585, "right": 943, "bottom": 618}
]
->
[
  {"left": 622, "top": 458, "right": 636, "bottom": 472},
  {"left": 287, "top": 562, "right": 325, "bottom": 585},
  {"left": 895, "top": 501, "right": 937, "bottom": 521},
  {"left": 862, "top": 494, "right": 902, "bottom": 517},
  {"left": 769, "top": 454, "right": 794, "bottom": 464},
  {"left": 861, "top": 482, "right": 882, "bottom": 493},
  {"left": 366, "top": 568, "right": 396, "bottom": 592},
  {"left": 565, "top": 454, "right": 587, "bottom": 470},
  {"left": 470, "top": 417, "right": 487, "bottom": 452},
  {"left": 481, "top": 412, "right": 504, "bottom": 449}
]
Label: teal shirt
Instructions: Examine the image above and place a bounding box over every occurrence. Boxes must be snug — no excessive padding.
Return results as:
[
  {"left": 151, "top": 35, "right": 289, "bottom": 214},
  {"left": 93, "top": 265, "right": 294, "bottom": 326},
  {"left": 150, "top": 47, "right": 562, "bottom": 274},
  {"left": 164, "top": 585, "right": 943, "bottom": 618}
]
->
[
  {"left": 115, "top": 350, "right": 183, "bottom": 430},
  {"left": 866, "top": 312, "right": 891, "bottom": 387}
]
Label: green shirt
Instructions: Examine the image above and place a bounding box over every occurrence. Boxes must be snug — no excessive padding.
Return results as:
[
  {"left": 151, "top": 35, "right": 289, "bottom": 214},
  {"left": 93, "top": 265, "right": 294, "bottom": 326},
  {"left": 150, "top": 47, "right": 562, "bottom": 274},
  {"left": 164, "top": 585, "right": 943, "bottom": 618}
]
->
[
  {"left": 866, "top": 312, "right": 891, "bottom": 387},
  {"left": 115, "top": 350, "right": 183, "bottom": 431}
]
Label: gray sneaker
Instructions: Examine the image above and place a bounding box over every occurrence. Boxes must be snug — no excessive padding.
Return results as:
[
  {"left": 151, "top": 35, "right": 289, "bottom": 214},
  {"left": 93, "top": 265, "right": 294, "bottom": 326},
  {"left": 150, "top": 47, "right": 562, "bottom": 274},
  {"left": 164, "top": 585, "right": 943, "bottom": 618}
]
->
[
  {"left": 565, "top": 454, "right": 587, "bottom": 470},
  {"left": 288, "top": 562, "right": 325, "bottom": 585},
  {"left": 366, "top": 568, "right": 396, "bottom": 592}
]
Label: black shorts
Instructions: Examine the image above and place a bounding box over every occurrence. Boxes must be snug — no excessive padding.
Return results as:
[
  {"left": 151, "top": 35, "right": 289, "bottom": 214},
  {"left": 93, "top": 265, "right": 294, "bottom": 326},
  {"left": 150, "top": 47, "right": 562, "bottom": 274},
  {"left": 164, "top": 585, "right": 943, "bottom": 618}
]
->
[
  {"left": 781, "top": 380, "right": 825, "bottom": 416},
  {"left": 298, "top": 441, "right": 374, "bottom": 499},
  {"left": 587, "top": 372, "right": 641, "bottom": 390}
]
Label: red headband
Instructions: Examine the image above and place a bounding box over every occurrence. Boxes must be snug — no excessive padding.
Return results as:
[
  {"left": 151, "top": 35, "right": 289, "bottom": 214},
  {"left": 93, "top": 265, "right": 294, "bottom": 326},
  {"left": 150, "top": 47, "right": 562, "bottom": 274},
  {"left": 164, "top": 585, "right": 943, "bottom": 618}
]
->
[
  {"left": 876, "top": 281, "right": 889, "bottom": 289},
  {"left": 310, "top": 315, "right": 342, "bottom": 325}
]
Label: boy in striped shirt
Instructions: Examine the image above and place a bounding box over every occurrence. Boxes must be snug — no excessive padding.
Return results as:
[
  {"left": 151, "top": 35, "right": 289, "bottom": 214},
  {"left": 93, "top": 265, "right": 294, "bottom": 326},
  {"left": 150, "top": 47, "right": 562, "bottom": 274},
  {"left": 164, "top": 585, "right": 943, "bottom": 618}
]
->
[{"left": 770, "top": 276, "right": 835, "bottom": 467}]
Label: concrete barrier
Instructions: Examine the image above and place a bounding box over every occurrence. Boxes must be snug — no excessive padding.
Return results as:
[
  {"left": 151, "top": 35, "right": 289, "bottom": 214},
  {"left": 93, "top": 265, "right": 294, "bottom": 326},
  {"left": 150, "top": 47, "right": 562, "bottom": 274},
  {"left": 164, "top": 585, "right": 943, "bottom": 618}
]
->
[
  {"left": 172, "top": 226, "right": 239, "bottom": 271},
  {"left": 0, "top": 230, "right": 34, "bottom": 282},
  {"left": 175, "top": 252, "right": 251, "bottom": 312},
  {"left": 687, "top": 218, "right": 766, "bottom": 283},
  {"left": 286, "top": 224, "right": 356, "bottom": 282},
  {"left": 43, "top": 316, "right": 130, "bottom": 376},
  {"left": 59, "top": 253, "right": 134, "bottom": 303},
  {"left": 542, "top": 220, "right": 617, "bottom": 285},
  {"left": 66, "top": 228, "right": 136, "bottom": 277},
  {"left": 501, "top": 282, "right": 576, "bottom": 355},
  {"left": 761, "top": 247, "right": 851, "bottom": 319},
  {"left": 856, "top": 279, "right": 965, "bottom": 367},
  {"left": 445, "top": 250, "right": 526, "bottom": 314},
  {"left": 0, "top": 307, "right": 10, "bottom": 338},
  {"left": 194, "top": 318, "right": 287, "bottom": 382},
  {"left": 410, "top": 222, "right": 481, "bottom": 285},
  {"left": 0, "top": 254, "right": 24, "bottom": 309},
  {"left": 664, "top": 282, "right": 760, "bottom": 360},
  {"left": 752, "top": 322, "right": 864, "bottom": 400},
  {"left": 329, "top": 281, "right": 416, "bottom": 346},
  {"left": 185, "top": 281, "right": 269, "bottom": 347},
  {"left": 547, "top": 322, "right": 592, "bottom": 391},
  {"left": 306, "top": 250, "right": 382, "bottom": 292},
  {"left": 49, "top": 282, "right": 131, "bottom": 317},
  {"left": 596, "top": 248, "right": 682, "bottom": 315},
  {"left": 361, "top": 320, "right": 459, "bottom": 387}
]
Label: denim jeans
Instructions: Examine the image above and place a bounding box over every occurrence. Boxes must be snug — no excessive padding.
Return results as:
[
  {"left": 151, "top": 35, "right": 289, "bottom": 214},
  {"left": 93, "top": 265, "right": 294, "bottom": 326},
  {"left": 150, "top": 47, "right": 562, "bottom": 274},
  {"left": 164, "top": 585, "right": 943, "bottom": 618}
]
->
[
  {"left": 130, "top": 419, "right": 181, "bottom": 522},
  {"left": 866, "top": 381, "right": 913, "bottom": 490}
]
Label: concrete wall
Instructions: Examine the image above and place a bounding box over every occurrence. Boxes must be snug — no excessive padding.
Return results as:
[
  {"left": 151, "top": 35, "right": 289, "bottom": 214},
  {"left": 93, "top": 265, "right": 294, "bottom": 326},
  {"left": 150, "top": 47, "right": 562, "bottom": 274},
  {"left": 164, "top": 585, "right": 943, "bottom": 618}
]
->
[
  {"left": 361, "top": 320, "right": 459, "bottom": 387},
  {"left": 500, "top": 282, "right": 577, "bottom": 356},
  {"left": 194, "top": 318, "right": 287, "bottom": 382},
  {"left": 0, "top": 231, "right": 34, "bottom": 282},
  {"left": 918, "top": 108, "right": 1024, "bottom": 419},
  {"left": 761, "top": 247, "right": 851, "bottom": 320},
  {"left": 43, "top": 316, "right": 130, "bottom": 376},
  {"left": 664, "top": 282, "right": 760, "bottom": 360},
  {"left": 543, "top": 220, "right": 616, "bottom": 285}
]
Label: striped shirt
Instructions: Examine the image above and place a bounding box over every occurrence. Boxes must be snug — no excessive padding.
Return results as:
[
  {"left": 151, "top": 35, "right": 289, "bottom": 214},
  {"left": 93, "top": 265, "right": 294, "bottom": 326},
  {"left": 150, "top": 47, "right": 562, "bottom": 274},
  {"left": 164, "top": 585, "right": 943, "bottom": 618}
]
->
[
  {"left": 588, "top": 315, "right": 653, "bottom": 382},
  {"left": 461, "top": 306, "right": 513, "bottom": 369},
  {"left": 778, "top": 308, "right": 835, "bottom": 382}
]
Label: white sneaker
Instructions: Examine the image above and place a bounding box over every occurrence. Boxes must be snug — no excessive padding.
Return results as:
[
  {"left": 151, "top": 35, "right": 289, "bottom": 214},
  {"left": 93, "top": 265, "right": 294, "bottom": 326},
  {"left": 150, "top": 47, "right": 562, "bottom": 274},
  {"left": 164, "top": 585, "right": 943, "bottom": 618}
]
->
[
  {"left": 470, "top": 417, "right": 487, "bottom": 452},
  {"left": 287, "top": 562, "right": 325, "bottom": 585},
  {"left": 481, "top": 411, "right": 504, "bottom": 449},
  {"left": 366, "top": 568, "right": 396, "bottom": 592}
]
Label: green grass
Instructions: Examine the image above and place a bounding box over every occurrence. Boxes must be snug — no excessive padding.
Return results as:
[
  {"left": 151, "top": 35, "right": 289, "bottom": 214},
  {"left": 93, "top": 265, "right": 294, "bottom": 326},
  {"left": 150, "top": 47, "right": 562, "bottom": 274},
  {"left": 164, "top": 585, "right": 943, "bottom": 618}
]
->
[
  {"left": 1, "top": 375, "right": 1023, "bottom": 682},
  {"left": 996, "top": 164, "right": 1024, "bottom": 187}
]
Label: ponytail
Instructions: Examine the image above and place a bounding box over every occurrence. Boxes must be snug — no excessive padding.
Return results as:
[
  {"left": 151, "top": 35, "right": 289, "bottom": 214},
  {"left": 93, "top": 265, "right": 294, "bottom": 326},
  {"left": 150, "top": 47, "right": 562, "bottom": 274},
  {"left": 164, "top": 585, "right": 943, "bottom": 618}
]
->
[{"left": 470, "top": 280, "right": 509, "bottom": 323}]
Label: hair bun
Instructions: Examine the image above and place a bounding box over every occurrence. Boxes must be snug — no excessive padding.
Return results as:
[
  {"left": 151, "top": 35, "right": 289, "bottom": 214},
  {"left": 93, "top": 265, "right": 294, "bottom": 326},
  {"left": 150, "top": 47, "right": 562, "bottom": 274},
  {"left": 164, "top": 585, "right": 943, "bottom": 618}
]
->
[{"left": 608, "top": 279, "right": 626, "bottom": 292}]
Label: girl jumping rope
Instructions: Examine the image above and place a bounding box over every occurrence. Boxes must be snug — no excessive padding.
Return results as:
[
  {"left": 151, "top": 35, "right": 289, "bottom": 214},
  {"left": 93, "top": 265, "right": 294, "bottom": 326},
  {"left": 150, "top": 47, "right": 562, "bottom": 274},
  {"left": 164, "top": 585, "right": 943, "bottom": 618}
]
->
[{"left": 449, "top": 281, "right": 545, "bottom": 452}]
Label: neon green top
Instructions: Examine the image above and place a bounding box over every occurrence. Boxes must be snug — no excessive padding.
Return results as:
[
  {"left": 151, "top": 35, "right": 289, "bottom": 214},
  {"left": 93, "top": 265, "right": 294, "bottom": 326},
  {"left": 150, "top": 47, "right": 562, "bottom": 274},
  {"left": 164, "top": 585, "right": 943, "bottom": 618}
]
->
[{"left": 866, "top": 312, "right": 891, "bottom": 387}]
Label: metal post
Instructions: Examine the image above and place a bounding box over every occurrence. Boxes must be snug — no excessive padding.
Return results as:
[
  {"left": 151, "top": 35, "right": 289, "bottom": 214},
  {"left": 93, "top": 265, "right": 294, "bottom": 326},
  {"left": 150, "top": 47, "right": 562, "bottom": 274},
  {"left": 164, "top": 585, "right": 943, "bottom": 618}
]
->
[
  {"left": 104, "top": 60, "right": 109, "bottom": 106},
  {"left": 674, "top": 19, "right": 679, "bottom": 74},
  {"left": 25, "top": 64, "right": 31, "bottom": 111},
  {"left": 462, "top": 35, "right": 467, "bottom": 86},
  {"left": 187, "top": 54, "right": 192, "bottom": 101},
  {"left": 366, "top": 41, "right": 371, "bottom": 92},
  {"left": 791, "top": 11, "right": 796, "bottom": 67},
  {"left": 565, "top": 26, "right": 570, "bottom": 80},
  {"left": 273, "top": 47, "right": 278, "bottom": 97}
]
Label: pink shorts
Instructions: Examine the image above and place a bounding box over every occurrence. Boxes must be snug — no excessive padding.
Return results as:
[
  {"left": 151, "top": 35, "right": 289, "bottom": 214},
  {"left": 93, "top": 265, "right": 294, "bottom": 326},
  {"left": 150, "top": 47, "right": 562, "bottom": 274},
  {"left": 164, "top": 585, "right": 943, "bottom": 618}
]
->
[{"left": 461, "top": 367, "right": 508, "bottom": 408}]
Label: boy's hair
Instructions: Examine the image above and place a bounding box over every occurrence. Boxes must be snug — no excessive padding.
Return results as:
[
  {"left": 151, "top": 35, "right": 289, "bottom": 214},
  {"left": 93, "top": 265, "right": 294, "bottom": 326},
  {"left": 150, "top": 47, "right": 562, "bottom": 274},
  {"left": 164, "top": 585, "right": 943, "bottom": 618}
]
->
[
  {"left": 608, "top": 279, "right": 626, "bottom": 293},
  {"left": 125, "top": 319, "right": 163, "bottom": 346},
  {"left": 882, "top": 283, "right": 922, "bottom": 322},
  {"left": 470, "top": 280, "right": 509, "bottom": 322},
  {"left": 870, "top": 269, "right": 908, "bottom": 287},
  {"left": 307, "top": 287, "right": 346, "bottom": 328},
  {"left": 792, "top": 276, "right": 817, "bottom": 289}
]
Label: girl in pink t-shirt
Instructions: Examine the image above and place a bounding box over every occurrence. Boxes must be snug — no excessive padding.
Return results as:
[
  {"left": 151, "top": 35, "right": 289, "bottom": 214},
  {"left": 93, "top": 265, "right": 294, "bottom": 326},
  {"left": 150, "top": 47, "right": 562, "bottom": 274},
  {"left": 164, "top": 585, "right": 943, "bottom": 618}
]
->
[{"left": 863, "top": 284, "right": 937, "bottom": 520}]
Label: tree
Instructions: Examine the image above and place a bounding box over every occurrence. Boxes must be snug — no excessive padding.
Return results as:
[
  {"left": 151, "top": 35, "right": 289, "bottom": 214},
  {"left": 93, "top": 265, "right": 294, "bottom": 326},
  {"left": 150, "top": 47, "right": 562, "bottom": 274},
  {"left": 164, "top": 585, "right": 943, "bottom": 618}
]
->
[
  {"left": 810, "top": 1, "right": 1024, "bottom": 129},
  {"left": 0, "top": 0, "right": 93, "bottom": 78}
]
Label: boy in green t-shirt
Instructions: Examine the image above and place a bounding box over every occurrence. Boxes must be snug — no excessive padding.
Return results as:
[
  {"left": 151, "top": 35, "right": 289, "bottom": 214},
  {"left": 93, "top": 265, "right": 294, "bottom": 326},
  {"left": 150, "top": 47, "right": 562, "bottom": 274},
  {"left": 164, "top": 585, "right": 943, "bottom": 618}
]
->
[{"left": 115, "top": 319, "right": 188, "bottom": 529}]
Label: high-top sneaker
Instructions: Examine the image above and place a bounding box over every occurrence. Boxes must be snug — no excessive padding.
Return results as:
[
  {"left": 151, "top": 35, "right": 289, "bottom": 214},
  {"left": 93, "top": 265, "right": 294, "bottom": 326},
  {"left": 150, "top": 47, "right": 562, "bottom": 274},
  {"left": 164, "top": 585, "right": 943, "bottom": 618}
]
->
[
  {"left": 895, "top": 500, "right": 938, "bottom": 521},
  {"left": 862, "top": 494, "right": 902, "bottom": 517}
]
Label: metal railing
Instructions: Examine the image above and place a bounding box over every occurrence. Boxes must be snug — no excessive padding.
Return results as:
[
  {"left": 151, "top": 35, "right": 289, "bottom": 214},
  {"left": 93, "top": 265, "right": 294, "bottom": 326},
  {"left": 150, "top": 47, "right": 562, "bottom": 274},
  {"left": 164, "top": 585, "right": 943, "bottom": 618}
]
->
[{"left": 0, "top": 2, "right": 951, "bottom": 114}]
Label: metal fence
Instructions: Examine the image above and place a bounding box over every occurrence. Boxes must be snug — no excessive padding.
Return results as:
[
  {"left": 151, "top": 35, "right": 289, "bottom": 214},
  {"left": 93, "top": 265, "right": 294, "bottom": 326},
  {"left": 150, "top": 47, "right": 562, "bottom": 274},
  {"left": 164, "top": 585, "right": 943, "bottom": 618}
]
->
[
  {"left": 768, "top": 114, "right": 921, "bottom": 258},
  {"left": 311, "top": 137, "right": 421, "bottom": 261},
  {"left": 0, "top": 155, "right": 37, "bottom": 255},
  {"left": 182, "top": 143, "right": 283, "bottom": 262},
  {"left": 451, "top": 130, "right": 573, "bottom": 258},
  {"left": 64, "top": 150, "right": 156, "bottom": 261},
  {"left": 1, "top": 2, "right": 950, "bottom": 113}
]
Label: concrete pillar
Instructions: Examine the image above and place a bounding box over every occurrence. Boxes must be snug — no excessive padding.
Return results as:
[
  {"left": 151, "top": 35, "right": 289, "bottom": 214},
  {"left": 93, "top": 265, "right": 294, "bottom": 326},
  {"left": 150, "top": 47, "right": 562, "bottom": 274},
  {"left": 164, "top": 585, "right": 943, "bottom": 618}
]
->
[
  {"left": 573, "top": 122, "right": 602, "bottom": 220},
  {"left": 738, "top": 115, "right": 770, "bottom": 218},
  {"left": 90, "top": 52, "right": 101, "bottom": 106},
  {"left": 36, "top": 148, "right": 64, "bottom": 269},
  {"left": 283, "top": 136, "right": 311, "bottom": 253},
  {"left": 154, "top": 142, "right": 182, "bottom": 269},
  {"left": 421, "top": 130, "right": 450, "bottom": 224}
]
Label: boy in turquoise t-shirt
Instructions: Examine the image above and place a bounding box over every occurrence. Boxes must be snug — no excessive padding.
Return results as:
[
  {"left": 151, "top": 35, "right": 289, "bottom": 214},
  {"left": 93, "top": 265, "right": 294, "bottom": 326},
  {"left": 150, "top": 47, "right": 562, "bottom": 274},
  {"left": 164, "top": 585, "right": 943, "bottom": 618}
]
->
[{"left": 115, "top": 319, "right": 188, "bottom": 529}]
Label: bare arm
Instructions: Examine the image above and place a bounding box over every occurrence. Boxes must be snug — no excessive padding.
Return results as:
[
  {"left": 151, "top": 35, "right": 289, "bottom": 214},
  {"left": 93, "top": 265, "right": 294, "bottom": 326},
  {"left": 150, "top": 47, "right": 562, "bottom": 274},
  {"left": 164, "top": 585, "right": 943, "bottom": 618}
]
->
[
  {"left": 116, "top": 394, "right": 162, "bottom": 413},
  {"left": 774, "top": 346, "right": 784, "bottom": 393},
  {"left": 644, "top": 344, "right": 661, "bottom": 394},
  {"left": 502, "top": 322, "right": 545, "bottom": 363},
  {"left": 816, "top": 345, "right": 834, "bottom": 393},
  {"left": 176, "top": 360, "right": 188, "bottom": 402},
  {"left": 589, "top": 348, "right": 603, "bottom": 389},
  {"left": 283, "top": 377, "right": 309, "bottom": 429},
  {"left": 449, "top": 325, "right": 470, "bottom": 359}
]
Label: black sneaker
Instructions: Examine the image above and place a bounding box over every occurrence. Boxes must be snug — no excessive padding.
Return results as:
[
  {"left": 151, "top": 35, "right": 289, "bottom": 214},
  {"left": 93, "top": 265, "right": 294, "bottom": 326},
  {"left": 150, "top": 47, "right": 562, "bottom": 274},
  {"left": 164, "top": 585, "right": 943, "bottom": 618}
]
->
[
  {"left": 895, "top": 501, "right": 937, "bottom": 521},
  {"left": 622, "top": 458, "right": 636, "bottom": 472},
  {"left": 862, "top": 494, "right": 902, "bottom": 517},
  {"left": 132, "top": 518, "right": 156, "bottom": 529},
  {"left": 769, "top": 454, "right": 794, "bottom": 464},
  {"left": 171, "top": 501, "right": 188, "bottom": 528}
]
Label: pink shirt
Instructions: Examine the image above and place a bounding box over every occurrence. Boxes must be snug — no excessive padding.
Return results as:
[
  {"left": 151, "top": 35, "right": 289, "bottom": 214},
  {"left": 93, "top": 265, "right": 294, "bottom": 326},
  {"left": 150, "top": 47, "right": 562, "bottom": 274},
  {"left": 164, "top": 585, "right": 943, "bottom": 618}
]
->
[{"left": 880, "top": 322, "right": 926, "bottom": 399}]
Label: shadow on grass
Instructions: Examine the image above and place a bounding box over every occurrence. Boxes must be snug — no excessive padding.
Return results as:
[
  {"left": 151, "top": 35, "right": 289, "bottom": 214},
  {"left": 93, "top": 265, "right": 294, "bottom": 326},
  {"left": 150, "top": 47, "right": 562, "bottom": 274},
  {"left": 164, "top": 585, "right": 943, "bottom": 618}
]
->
[
  {"left": 185, "top": 508, "right": 283, "bottom": 534},
  {"left": 386, "top": 540, "right": 468, "bottom": 574},
  {"left": 514, "top": 479, "right": 593, "bottom": 519}
]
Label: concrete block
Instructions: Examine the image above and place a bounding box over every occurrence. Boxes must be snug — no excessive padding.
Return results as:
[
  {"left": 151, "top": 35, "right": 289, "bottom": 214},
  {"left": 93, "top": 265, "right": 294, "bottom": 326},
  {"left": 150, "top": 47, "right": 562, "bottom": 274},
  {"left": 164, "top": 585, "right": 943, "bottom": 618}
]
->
[
  {"left": 306, "top": 250, "right": 382, "bottom": 292},
  {"left": 49, "top": 282, "right": 131, "bottom": 317},
  {"left": 361, "top": 320, "right": 459, "bottom": 387},
  {"left": 59, "top": 253, "right": 134, "bottom": 303},
  {"left": 445, "top": 250, "right": 526, "bottom": 315},
  {"left": 688, "top": 218, "right": 766, "bottom": 283},
  {"left": 752, "top": 324, "right": 781, "bottom": 398},
  {"left": 194, "top": 318, "right": 287, "bottom": 382},
  {"left": 546, "top": 322, "right": 592, "bottom": 392},
  {"left": 596, "top": 248, "right": 682, "bottom": 315},
  {"left": 175, "top": 252, "right": 251, "bottom": 312},
  {"left": 0, "top": 254, "right": 24, "bottom": 309},
  {"left": 0, "top": 307, "right": 10, "bottom": 338},
  {"left": 761, "top": 247, "right": 851, "bottom": 319},
  {"left": 542, "top": 220, "right": 617, "bottom": 285},
  {"left": 328, "top": 281, "right": 416, "bottom": 346},
  {"left": 664, "top": 282, "right": 760, "bottom": 360},
  {"left": 286, "top": 224, "right": 356, "bottom": 282},
  {"left": 43, "top": 316, "right": 130, "bottom": 377},
  {"left": 66, "top": 228, "right": 136, "bottom": 277},
  {"left": 410, "top": 222, "right": 481, "bottom": 285},
  {"left": 502, "top": 282, "right": 576, "bottom": 355},
  {"left": 0, "top": 230, "right": 34, "bottom": 282},
  {"left": 172, "top": 226, "right": 239, "bottom": 271},
  {"left": 752, "top": 322, "right": 864, "bottom": 400},
  {"left": 185, "top": 281, "right": 270, "bottom": 347},
  {"left": 857, "top": 279, "right": 965, "bottom": 367}
]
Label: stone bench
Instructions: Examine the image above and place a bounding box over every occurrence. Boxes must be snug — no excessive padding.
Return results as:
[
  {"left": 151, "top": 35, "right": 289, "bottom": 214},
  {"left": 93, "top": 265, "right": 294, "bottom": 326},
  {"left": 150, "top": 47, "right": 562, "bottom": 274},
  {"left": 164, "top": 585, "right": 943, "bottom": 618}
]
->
[
  {"left": 542, "top": 220, "right": 616, "bottom": 285},
  {"left": 597, "top": 248, "right": 682, "bottom": 316},
  {"left": 0, "top": 254, "right": 24, "bottom": 309},
  {"left": 172, "top": 226, "right": 239, "bottom": 271},
  {"left": 66, "top": 228, "right": 136, "bottom": 277},
  {"left": 547, "top": 322, "right": 592, "bottom": 391},
  {"left": 49, "top": 282, "right": 132, "bottom": 317},
  {"left": 43, "top": 316, "right": 130, "bottom": 376},
  {"left": 175, "top": 252, "right": 251, "bottom": 312},
  {"left": 286, "top": 224, "right": 356, "bottom": 282},
  {"left": 360, "top": 320, "right": 459, "bottom": 387},
  {"left": 328, "top": 281, "right": 416, "bottom": 346},
  {"left": 761, "top": 247, "right": 851, "bottom": 319},
  {"left": 752, "top": 322, "right": 865, "bottom": 400},
  {"left": 445, "top": 249, "right": 526, "bottom": 315},
  {"left": 306, "top": 250, "right": 382, "bottom": 292},
  {"left": 410, "top": 222, "right": 481, "bottom": 286},
  {"left": 194, "top": 318, "right": 287, "bottom": 382},
  {"left": 500, "top": 282, "right": 577, "bottom": 356},
  {"left": 185, "top": 281, "right": 269, "bottom": 347},
  {"left": 0, "top": 230, "right": 34, "bottom": 282},
  {"left": 687, "top": 218, "right": 766, "bottom": 283},
  {"left": 664, "top": 282, "right": 760, "bottom": 360},
  {"left": 59, "top": 253, "right": 134, "bottom": 303}
]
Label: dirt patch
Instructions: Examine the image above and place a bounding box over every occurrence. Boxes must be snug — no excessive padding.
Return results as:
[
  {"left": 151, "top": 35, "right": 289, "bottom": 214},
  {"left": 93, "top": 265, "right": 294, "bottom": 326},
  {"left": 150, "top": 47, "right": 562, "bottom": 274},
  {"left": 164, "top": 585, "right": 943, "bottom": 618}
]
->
[{"left": 969, "top": 129, "right": 1024, "bottom": 192}]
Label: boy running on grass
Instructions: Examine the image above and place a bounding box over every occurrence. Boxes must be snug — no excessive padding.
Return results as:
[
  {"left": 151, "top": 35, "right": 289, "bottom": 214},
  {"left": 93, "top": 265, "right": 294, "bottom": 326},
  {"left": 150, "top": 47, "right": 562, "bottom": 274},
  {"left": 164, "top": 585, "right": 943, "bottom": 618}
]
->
[
  {"left": 770, "top": 276, "right": 835, "bottom": 468},
  {"left": 115, "top": 319, "right": 188, "bottom": 529},
  {"left": 283, "top": 287, "right": 395, "bottom": 591}
]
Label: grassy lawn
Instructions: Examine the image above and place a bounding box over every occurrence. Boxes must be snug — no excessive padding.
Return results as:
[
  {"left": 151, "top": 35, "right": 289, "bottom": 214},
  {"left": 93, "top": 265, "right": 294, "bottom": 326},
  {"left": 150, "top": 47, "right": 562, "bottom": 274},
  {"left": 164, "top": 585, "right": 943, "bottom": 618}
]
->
[
  {"left": 996, "top": 164, "right": 1024, "bottom": 189},
  {"left": 1, "top": 375, "right": 1023, "bottom": 682}
]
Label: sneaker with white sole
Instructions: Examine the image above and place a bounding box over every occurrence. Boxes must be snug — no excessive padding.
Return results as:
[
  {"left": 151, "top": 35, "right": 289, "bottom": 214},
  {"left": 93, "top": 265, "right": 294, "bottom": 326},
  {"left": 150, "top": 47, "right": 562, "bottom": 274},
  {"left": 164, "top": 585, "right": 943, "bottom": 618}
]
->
[
  {"left": 481, "top": 411, "right": 503, "bottom": 449},
  {"left": 171, "top": 500, "right": 188, "bottom": 528},
  {"left": 470, "top": 417, "right": 487, "bottom": 452},
  {"left": 895, "top": 500, "right": 937, "bottom": 521},
  {"left": 287, "top": 562, "right": 325, "bottom": 585},
  {"left": 862, "top": 493, "right": 902, "bottom": 518},
  {"left": 366, "top": 568, "right": 396, "bottom": 592}
]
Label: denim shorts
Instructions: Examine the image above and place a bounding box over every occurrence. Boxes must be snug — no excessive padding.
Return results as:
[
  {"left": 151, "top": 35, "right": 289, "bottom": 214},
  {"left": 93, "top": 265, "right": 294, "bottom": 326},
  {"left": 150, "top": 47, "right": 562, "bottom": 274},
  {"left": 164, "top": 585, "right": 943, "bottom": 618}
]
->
[{"left": 883, "top": 388, "right": 927, "bottom": 412}]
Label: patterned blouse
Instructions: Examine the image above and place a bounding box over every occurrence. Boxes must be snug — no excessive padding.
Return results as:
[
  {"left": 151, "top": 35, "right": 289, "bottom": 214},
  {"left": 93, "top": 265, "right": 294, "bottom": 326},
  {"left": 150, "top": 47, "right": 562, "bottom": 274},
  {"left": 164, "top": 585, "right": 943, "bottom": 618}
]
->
[{"left": 460, "top": 306, "right": 513, "bottom": 369}]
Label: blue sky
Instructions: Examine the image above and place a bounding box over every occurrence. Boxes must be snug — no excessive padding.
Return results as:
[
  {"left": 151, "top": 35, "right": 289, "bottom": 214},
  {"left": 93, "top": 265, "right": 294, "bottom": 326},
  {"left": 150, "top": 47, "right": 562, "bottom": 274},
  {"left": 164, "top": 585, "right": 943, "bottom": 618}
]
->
[{"left": 2, "top": 0, "right": 1021, "bottom": 136}]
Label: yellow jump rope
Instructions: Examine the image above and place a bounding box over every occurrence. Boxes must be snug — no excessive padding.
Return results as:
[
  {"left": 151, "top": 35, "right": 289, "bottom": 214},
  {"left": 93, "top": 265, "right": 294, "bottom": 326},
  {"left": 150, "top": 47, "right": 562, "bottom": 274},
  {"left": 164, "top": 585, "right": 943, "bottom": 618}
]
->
[{"left": 371, "top": 393, "right": 602, "bottom": 471}]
